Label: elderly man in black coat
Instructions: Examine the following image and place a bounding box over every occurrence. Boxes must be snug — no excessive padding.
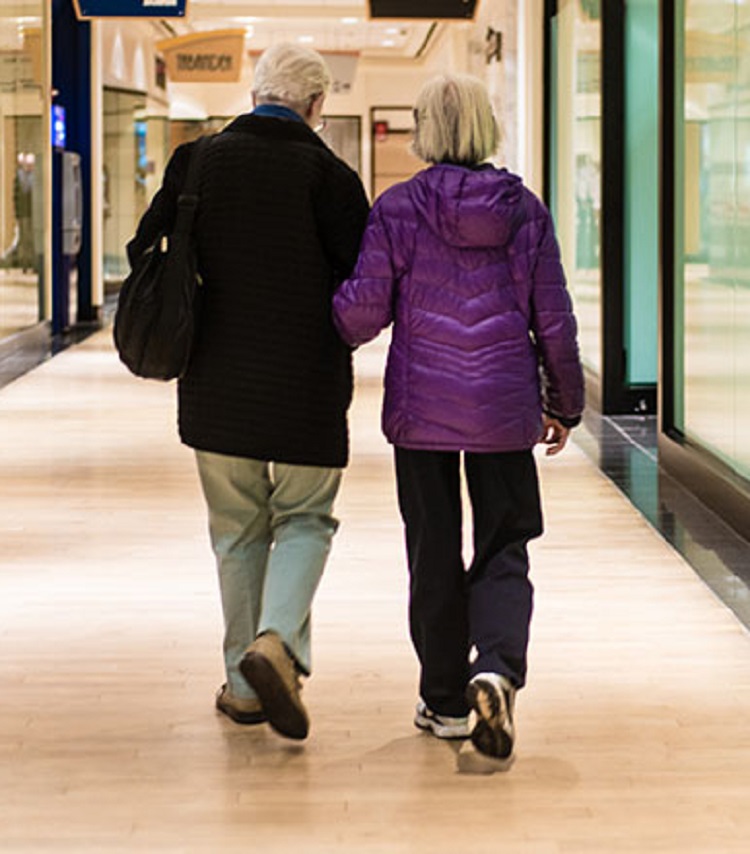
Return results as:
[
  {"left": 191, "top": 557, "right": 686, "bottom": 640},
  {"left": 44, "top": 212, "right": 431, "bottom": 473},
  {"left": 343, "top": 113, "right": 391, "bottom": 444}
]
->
[{"left": 127, "top": 43, "right": 370, "bottom": 740}]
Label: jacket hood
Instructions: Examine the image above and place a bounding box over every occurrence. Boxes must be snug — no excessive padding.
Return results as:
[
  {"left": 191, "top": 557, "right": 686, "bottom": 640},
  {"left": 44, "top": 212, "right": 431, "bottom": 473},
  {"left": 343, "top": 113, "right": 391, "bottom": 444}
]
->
[{"left": 407, "top": 164, "right": 524, "bottom": 248}]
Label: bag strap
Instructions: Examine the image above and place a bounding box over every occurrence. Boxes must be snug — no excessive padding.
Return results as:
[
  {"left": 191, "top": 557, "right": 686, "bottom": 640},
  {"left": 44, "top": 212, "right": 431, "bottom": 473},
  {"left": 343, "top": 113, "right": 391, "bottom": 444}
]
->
[{"left": 173, "top": 135, "right": 210, "bottom": 236}]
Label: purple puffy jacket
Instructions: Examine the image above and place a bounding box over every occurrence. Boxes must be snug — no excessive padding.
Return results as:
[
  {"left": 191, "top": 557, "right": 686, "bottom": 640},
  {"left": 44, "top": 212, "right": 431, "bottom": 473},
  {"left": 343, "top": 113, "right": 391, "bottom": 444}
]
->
[{"left": 333, "top": 163, "right": 584, "bottom": 453}]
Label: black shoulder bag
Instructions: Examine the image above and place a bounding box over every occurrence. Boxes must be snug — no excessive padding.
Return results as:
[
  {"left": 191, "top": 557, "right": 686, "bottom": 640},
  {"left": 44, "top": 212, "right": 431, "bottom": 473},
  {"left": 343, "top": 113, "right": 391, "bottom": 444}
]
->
[{"left": 114, "top": 135, "right": 209, "bottom": 381}]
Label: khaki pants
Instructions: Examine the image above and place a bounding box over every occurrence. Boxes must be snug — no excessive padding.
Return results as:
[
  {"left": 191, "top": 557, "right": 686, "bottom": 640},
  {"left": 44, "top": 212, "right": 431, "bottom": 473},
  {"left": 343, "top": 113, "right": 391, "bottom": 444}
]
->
[{"left": 195, "top": 450, "right": 341, "bottom": 699}]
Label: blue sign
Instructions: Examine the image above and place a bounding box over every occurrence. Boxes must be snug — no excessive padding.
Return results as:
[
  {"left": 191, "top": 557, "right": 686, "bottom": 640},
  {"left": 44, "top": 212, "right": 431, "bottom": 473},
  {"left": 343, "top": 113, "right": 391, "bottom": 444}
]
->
[{"left": 74, "top": 0, "right": 187, "bottom": 18}]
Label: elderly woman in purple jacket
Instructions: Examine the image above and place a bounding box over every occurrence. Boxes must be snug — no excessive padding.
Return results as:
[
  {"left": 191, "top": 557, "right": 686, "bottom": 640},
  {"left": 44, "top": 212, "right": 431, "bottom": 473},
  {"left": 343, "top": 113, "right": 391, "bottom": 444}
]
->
[{"left": 333, "top": 74, "right": 584, "bottom": 762}]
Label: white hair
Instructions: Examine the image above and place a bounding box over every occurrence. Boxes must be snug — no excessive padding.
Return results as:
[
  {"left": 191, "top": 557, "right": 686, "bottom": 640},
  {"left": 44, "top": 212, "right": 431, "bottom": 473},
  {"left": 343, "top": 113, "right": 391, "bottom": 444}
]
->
[
  {"left": 412, "top": 73, "right": 499, "bottom": 165},
  {"left": 252, "top": 43, "right": 332, "bottom": 113}
]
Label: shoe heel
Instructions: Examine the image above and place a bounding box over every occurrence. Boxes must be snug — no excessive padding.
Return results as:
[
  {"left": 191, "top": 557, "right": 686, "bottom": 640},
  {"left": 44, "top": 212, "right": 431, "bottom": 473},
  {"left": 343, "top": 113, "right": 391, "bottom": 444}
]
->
[
  {"left": 466, "top": 677, "right": 514, "bottom": 760},
  {"left": 241, "top": 652, "right": 309, "bottom": 740}
]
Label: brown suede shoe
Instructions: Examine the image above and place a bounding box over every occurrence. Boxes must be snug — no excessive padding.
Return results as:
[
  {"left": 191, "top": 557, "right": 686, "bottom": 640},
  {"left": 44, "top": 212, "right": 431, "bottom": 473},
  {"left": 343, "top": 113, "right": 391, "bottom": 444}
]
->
[
  {"left": 215, "top": 684, "right": 266, "bottom": 725},
  {"left": 240, "top": 632, "right": 309, "bottom": 740}
]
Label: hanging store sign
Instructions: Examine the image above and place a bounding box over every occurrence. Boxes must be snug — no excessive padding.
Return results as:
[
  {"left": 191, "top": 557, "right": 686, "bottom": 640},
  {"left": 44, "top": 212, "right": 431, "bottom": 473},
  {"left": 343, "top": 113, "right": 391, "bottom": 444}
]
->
[
  {"left": 157, "top": 31, "right": 245, "bottom": 83},
  {"left": 73, "top": 0, "right": 188, "bottom": 19}
]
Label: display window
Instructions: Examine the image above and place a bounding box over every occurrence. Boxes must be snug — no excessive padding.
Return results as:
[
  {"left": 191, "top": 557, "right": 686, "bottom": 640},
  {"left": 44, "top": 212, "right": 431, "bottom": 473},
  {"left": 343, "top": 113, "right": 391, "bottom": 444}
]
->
[
  {"left": 0, "top": 4, "right": 45, "bottom": 340},
  {"left": 549, "top": 0, "right": 602, "bottom": 376},
  {"left": 672, "top": 0, "right": 750, "bottom": 481},
  {"left": 103, "top": 89, "right": 170, "bottom": 288}
]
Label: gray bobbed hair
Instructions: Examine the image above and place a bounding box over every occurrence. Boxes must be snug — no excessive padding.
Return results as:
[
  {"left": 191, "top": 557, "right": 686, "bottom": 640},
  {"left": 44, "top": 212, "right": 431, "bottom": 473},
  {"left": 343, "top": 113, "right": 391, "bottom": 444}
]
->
[
  {"left": 252, "top": 43, "right": 332, "bottom": 112},
  {"left": 412, "top": 73, "right": 500, "bottom": 165}
]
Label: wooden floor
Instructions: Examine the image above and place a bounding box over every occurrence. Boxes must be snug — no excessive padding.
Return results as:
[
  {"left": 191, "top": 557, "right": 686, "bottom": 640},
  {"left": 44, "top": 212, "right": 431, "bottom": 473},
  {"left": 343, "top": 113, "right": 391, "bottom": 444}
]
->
[{"left": 0, "top": 328, "right": 749, "bottom": 853}]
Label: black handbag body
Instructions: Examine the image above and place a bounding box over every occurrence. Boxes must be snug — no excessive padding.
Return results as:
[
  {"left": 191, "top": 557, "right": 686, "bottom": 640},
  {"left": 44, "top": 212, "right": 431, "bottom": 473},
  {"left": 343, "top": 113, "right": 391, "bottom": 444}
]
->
[{"left": 114, "top": 136, "right": 209, "bottom": 381}]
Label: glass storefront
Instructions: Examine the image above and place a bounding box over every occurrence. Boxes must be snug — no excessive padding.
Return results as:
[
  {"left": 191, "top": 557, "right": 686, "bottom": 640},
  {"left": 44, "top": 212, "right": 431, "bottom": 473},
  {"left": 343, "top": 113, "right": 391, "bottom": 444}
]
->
[
  {"left": 673, "top": 0, "right": 750, "bottom": 481},
  {"left": 103, "top": 89, "right": 169, "bottom": 288},
  {"left": 550, "top": 0, "right": 602, "bottom": 375},
  {"left": 0, "top": 4, "right": 45, "bottom": 340}
]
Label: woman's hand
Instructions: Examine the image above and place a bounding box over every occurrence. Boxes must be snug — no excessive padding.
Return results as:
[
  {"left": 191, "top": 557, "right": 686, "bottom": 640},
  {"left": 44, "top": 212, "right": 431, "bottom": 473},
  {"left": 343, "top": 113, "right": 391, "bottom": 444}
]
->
[{"left": 540, "top": 415, "right": 570, "bottom": 456}]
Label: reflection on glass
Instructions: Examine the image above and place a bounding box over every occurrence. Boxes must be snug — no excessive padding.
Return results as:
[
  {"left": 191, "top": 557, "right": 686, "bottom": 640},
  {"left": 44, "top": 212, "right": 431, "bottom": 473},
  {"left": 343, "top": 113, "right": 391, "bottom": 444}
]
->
[
  {"left": 103, "top": 91, "right": 169, "bottom": 288},
  {"left": 677, "top": 0, "right": 750, "bottom": 480},
  {"left": 551, "top": 0, "right": 602, "bottom": 374},
  {"left": 0, "top": 6, "right": 44, "bottom": 339}
]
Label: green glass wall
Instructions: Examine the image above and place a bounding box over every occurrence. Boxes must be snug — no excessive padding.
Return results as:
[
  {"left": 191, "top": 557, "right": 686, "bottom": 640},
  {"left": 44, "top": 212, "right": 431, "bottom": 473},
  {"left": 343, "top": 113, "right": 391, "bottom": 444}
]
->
[
  {"left": 673, "top": 0, "right": 750, "bottom": 481},
  {"left": 624, "top": 0, "right": 659, "bottom": 385}
]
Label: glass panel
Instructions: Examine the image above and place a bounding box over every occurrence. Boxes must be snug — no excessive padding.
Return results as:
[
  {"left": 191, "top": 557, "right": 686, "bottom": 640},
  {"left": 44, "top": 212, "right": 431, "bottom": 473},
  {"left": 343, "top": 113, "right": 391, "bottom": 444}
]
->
[
  {"left": 0, "top": 5, "right": 45, "bottom": 339},
  {"left": 736, "top": 3, "right": 750, "bottom": 478},
  {"left": 103, "top": 89, "right": 144, "bottom": 284},
  {"left": 103, "top": 90, "right": 169, "bottom": 288},
  {"left": 551, "top": 0, "right": 602, "bottom": 374},
  {"left": 677, "top": 0, "right": 750, "bottom": 481}
]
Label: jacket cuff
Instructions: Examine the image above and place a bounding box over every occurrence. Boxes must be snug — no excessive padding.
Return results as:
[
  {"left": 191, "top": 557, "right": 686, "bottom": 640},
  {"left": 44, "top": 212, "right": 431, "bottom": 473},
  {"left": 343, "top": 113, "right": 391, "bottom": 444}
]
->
[{"left": 545, "top": 411, "right": 582, "bottom": 429}]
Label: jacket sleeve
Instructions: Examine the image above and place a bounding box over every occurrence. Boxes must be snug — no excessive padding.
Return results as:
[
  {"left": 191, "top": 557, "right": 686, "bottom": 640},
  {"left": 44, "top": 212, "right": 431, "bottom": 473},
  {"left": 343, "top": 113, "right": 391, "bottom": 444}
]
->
[
  {"left": 314, "top": 163, "right": 371, "bottom": 289},
  {"left": 332, "top": 203, "right": 397, "bottom": 347},
  {"left": 126, "top": 142, "right": 192, "bottom": 267},
  {"left": 528, "top": 206, "right": 585, "bottom": 424}
]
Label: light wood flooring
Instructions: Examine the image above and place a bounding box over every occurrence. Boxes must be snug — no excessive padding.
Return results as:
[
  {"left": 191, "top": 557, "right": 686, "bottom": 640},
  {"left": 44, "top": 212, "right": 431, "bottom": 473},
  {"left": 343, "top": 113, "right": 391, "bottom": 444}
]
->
[{"left": 0, "top": 328, "right": 749, "bottom": 853}]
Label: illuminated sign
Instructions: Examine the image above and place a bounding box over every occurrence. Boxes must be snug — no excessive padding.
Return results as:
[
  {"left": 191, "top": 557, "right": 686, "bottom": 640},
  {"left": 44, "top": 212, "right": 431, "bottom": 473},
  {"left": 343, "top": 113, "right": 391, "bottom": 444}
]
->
[
  {"left": 73, "top": 0, "right": 188, "bottom": 19},
  {"left": 52, "top": 105, "right": 66, "bottom": 148}
]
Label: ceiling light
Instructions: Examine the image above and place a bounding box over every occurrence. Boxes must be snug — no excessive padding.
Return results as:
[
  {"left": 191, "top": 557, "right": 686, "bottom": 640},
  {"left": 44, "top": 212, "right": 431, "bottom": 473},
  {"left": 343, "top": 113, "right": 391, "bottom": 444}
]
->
[
  {"left": 381, "top": 39, "right": 396, "bottom": 47},
  {"left": 298, "top": 35, "right": 314, "bottom": 44},
  {"left": 341, "top": 17, "right": 359, "bottom": 24}
]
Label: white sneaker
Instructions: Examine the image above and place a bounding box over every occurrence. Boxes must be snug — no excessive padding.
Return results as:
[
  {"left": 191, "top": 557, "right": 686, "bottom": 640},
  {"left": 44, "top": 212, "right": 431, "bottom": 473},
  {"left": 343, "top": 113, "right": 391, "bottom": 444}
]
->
[
  {"left": 414, "top": 700, "right": 470, "bottom": 740},
  {"left": 466, "top": 672, "right": 516, "bottom": 759}
]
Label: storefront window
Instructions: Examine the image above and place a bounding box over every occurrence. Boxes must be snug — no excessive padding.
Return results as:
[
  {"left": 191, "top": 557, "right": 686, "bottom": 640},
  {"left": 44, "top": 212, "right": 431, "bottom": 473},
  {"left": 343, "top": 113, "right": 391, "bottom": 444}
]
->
[
  {"left": 675, "top": 0, "right": 750, "bottom": 480},
  {"left": 103, "top": 90, "right": 169, "bottom": 288},
  {"left": 0, "top": 5, "right": 45, "bottom": 339},
  {"left": 550, "top": 0, "right": 602, "bottom": 375}
]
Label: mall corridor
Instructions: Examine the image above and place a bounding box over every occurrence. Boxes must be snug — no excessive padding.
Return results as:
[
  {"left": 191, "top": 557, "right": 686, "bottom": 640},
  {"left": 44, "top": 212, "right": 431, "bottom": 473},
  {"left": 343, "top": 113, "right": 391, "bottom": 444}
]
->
[{"left": 0, "top": 328, "right": 748, "bottom": 853}]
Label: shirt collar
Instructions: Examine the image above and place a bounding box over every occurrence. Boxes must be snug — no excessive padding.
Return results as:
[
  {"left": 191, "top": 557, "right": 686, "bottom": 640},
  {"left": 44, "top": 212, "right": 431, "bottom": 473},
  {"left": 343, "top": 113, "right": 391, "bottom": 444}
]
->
[{"left": 251, "top": 104, "right": 304, "bottom": 123}]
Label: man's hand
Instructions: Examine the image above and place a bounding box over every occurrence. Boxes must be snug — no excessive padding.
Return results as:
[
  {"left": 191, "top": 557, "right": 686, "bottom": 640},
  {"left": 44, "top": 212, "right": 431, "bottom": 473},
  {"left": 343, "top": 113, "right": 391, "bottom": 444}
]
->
[{"left": 540, "top": 415, "right": 570, "bottom": 456}]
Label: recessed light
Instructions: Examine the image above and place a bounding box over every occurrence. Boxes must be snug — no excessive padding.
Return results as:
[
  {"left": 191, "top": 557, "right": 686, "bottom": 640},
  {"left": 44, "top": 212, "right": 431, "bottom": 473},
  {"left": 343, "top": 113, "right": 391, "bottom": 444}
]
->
[
  {"left": 341, "top": 17, "right": 359, "bottom": 25},
  {"left": 298, "top": 35, "right": 314, "bottom": 44}
]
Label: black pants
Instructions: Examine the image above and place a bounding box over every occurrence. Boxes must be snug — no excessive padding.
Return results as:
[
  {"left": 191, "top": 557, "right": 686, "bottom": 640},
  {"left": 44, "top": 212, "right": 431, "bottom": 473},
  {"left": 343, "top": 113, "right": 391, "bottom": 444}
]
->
[{"left": 394, "top": 448, "right": 543, "bottom": 717}]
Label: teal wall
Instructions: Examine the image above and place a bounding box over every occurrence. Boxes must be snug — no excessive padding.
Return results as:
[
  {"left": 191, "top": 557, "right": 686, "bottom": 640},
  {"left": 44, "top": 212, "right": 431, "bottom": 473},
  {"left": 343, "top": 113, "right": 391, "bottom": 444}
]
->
[{"left": 624, "top": 0, "right": 659, "bottom": 385}]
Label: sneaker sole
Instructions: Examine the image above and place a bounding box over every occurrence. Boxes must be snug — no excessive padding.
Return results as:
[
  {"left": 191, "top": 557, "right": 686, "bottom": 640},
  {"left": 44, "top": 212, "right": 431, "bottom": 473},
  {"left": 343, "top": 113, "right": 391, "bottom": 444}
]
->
[
  {"left": 466, "top": 679, "right": 513, "bottom": 759},
  {"left": 240, "top": 651, "right": 309, "bottom": 740},
  {"left": 414, "top": 716, "right": 470, "bottom": 740}
]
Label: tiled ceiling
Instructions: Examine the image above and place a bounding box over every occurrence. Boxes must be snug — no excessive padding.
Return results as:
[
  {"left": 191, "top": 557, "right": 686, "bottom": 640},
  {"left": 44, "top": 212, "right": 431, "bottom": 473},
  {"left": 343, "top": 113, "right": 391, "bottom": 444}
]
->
[{"left": 183, "top": 0, "right": 437, "bottom": 59}]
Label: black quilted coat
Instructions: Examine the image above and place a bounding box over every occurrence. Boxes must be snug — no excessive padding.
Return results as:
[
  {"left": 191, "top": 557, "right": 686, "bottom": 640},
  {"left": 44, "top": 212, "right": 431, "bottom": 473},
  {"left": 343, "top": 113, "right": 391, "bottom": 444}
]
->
[{"left": 127, "top": 114, "right": 370, "bottom": 468}]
